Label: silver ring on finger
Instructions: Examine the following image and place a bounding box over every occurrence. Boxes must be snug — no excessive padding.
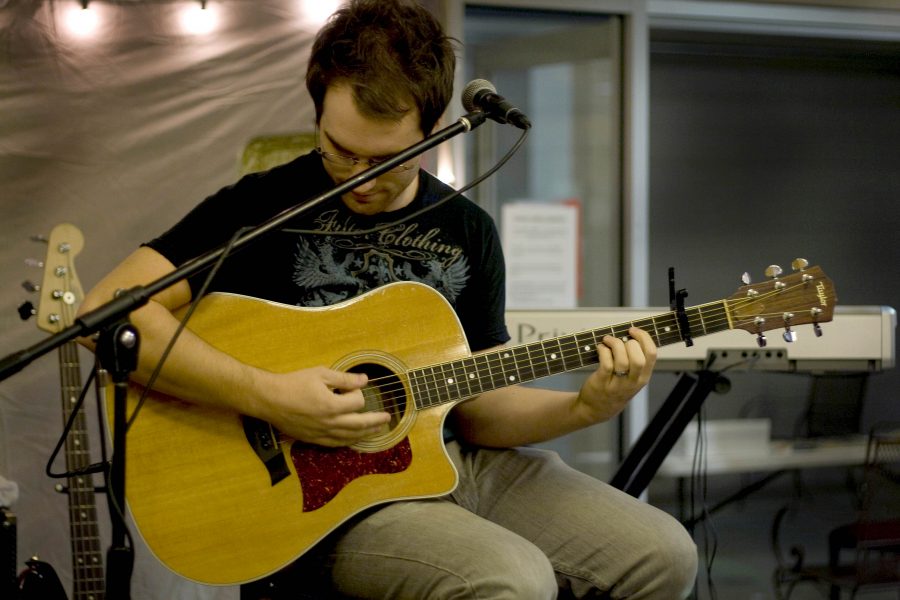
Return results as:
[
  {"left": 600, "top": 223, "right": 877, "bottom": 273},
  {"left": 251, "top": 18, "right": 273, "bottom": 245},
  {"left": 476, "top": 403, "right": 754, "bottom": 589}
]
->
[{"left": 613, "top": 370, "right": 629, "bottom": 377}]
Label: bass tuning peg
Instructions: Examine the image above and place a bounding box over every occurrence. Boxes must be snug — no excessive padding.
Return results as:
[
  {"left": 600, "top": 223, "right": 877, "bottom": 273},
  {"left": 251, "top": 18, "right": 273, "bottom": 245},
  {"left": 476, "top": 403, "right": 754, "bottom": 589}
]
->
[{"left": 18, "top": 301, "right": 36, "bottom": 321}]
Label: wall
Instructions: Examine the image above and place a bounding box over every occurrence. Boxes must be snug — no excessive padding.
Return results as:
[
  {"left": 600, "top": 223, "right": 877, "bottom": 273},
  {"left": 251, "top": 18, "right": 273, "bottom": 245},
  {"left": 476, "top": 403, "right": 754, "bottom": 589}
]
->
[
  {"left": 1, "top": 2, "right": 320, "bottom": 597},
  {"left": 646, "top": 30, "right": 900, "bottom": 434}
]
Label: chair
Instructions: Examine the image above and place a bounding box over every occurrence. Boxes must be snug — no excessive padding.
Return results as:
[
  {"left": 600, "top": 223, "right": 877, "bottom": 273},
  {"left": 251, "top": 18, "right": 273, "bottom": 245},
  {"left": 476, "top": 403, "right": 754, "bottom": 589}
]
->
[{"left": 772, "top": 423, "right": 900, "bottom": 600}]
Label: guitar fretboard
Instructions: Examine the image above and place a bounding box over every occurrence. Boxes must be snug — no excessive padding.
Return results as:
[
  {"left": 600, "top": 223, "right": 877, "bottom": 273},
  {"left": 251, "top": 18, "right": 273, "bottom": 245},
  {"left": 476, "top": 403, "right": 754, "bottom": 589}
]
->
[
  {"left": 60, "top": 339, "right": 105, "bottom": 600},
  {"left": 409, "top": 301, "right": 731, "bottom": 408}
]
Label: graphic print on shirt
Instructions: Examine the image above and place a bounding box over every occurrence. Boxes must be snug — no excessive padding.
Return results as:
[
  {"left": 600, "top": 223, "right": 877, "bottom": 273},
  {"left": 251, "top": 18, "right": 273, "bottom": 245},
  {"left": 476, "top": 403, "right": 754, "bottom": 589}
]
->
[{"left": 291, "top": 209, "right": 470, "bottom": 307}]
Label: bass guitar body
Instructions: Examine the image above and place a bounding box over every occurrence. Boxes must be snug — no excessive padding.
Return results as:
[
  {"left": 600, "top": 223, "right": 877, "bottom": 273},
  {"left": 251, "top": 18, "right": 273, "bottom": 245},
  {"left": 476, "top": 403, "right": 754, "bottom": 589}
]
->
[{"left": 18, "top": 558, "right": 67, "bottom": 600}]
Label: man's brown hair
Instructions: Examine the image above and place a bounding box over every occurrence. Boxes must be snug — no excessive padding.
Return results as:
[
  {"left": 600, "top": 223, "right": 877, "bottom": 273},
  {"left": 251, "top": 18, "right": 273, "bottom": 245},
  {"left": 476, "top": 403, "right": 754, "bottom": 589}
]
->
[{"left": 306, "top": 0, "right": 456, "bottom": 136}]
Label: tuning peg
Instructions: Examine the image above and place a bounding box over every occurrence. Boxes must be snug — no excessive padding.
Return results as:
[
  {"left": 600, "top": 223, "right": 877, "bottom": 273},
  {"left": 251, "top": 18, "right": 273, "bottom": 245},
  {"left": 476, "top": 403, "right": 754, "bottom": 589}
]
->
[
  {"left": 24, "top": 258, "right": 44, "bottom": 269},
  {"left": 782, "top": 312, "right": 797, "bottom": 343},
  {"left": 765, "top": 265, "right": 786, "bottom": 289},
  {"left": 30, "top": 234, "right": 48, "bottom": 244},
  {"left": 17, "top": 301, "right": 35, "bottom": 321},
  {"left": 791, "top": 258, "right": 816, "bottom": 282},
  {"left": 811, "top": 307, "right": 824, "bottom": 337},
  {"left": 754, "top": 317, "right": 767, "bottom": 347},
  {"left": 21, "top": 280, "right": 40, "bottom": 293},
  {"left": 743, "top": 271, "right": 760, "bottom": 297}
]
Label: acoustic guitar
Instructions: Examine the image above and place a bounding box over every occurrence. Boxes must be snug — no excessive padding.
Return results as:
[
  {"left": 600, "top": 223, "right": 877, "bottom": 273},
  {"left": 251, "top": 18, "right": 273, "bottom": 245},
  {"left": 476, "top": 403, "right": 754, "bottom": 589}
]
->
[{"left": 116, "top": 261, "right": 835, "bottom": 585}]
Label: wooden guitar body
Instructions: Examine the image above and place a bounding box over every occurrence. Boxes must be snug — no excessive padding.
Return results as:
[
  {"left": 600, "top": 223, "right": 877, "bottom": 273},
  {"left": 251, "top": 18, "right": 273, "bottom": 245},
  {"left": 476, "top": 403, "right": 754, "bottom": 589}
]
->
[{"left": 120, "top": 282, "right": 466, "bottom": 585}]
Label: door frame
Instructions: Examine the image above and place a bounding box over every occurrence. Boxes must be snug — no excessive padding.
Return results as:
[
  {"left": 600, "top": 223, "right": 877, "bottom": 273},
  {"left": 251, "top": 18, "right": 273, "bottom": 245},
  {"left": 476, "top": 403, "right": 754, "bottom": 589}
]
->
[{"left": 438, "top": 0, "right": 651, "bottom": 460}]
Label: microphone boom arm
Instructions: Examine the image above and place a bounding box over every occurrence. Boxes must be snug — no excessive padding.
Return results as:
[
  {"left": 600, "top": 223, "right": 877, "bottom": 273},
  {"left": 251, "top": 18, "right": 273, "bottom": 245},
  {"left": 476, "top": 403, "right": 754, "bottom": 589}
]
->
[{"left": 0, "top": 111, "right": 488, "bottom": 382}]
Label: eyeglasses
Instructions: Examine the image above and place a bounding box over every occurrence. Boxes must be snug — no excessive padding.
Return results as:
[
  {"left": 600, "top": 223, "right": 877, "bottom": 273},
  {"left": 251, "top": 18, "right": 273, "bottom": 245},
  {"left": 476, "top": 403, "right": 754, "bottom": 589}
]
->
[
  {"left": 314, "top": 128, "right": 416, "bottom": 174},
  {"left": 315, "top": 147, "right": 415, "bottom": 174}
]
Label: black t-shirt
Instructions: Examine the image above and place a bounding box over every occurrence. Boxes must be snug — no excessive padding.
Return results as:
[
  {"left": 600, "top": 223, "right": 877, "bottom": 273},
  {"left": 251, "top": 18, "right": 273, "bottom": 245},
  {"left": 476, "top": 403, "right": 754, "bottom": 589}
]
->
[{"left": 146, "top": 151, "right": 510, "bottom": 352}]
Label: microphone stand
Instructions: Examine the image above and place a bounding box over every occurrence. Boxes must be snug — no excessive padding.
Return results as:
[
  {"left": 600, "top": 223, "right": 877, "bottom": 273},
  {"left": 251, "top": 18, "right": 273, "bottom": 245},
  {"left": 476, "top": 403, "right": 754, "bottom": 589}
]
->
[{"left": 0, "top": 110, "right": 488, "bottom": 598}]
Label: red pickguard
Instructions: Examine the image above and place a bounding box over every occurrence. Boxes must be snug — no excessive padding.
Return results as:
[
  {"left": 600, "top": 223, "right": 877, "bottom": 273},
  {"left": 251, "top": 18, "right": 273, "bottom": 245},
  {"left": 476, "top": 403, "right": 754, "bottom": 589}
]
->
[{"left": 290, "top": 438, "right": 413, "bottom": 511}]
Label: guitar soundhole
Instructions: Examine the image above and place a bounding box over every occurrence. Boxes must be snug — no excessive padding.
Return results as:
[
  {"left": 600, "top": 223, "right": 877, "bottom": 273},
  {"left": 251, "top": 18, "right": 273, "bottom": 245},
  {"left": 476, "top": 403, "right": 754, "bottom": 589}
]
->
[{"left": 350, "top": 363, "right": 407, "bottom": 432}]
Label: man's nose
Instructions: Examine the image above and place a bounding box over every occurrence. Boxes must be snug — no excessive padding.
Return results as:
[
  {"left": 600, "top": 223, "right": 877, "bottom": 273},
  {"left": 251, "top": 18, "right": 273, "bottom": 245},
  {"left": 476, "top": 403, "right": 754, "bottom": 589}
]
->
[{"left": 348, "top": 163, "right": 378, "bottom": 192}]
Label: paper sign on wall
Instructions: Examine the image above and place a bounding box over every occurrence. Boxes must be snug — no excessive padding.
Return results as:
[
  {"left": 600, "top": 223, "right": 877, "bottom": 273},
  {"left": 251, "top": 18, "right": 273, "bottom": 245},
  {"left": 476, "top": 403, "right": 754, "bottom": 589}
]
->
[{"left": 501, "top": 202, "right": 579, "bottom": 309}]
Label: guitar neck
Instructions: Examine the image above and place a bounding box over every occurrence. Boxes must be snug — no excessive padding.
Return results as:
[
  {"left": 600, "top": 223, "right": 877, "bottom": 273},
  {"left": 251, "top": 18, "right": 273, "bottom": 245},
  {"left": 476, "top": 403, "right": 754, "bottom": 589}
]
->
[
  {"left": 59, "top": 341, "right": 105, "bottom": 599},
  {"left": 411, "top": 300, "right": 731, "bottom": 408}
]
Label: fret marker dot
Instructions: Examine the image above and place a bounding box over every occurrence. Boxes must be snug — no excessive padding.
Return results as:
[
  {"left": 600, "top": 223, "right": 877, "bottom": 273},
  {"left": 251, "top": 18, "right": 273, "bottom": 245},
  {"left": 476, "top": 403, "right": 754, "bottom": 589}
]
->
[
  {"left": 664, "top": 326, "right": 671, "bottom": 332},
  {"left": 468, "top": 373, "right": 475, "bottom": 379},
  {"left": 508, "top": 375, "right": 516, "bottom": 382},
  {"left": 583, "top": 345, "right": 591, "bottom": 351},
  {"left": 550, "top": 353, "right": 557, "bottom": 359},
  {"left": 503, "top": 352, "right": 510, "bottom": 358},
  {"left": 447, "top": 378, "right": 454, "bottom": 384}
]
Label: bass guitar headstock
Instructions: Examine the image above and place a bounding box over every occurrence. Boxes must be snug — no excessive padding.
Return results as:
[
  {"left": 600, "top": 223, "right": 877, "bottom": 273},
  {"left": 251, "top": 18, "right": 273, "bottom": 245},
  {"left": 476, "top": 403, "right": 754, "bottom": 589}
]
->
[{"left": 20, "top": 223, "right": 85, "bottom": 333}]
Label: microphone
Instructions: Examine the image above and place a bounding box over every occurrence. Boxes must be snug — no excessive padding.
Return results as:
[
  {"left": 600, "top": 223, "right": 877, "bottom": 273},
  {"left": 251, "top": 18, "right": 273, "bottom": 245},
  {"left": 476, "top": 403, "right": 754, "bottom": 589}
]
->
[{"left": 461, "top": 79, "right": 531, "bottom": 130}]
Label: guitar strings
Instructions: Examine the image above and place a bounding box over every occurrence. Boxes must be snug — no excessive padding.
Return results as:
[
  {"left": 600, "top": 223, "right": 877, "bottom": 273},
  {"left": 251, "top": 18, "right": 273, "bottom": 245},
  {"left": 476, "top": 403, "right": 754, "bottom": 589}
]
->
[
  {"left": 61, "top": 342, "right": 103, "bottom": 589},
  {"left": 348, "top": 277, "right": 827, "bottom": 414},
  {"left": 55, "top": 266, "right": 106, "bottom": 591}
]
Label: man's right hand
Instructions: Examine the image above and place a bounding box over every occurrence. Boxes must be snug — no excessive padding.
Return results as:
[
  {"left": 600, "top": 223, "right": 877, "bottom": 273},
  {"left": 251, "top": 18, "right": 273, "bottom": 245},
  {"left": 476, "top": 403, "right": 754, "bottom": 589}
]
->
[{"left": 253, "top": 367, "right": 392, "bottom": 447}]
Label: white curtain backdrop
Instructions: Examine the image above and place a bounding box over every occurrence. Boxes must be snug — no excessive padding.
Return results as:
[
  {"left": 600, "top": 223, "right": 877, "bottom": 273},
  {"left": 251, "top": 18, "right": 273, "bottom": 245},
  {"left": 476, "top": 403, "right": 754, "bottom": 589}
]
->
[{"left": 1, "top": 1, "right": 325, "bottom": 597}]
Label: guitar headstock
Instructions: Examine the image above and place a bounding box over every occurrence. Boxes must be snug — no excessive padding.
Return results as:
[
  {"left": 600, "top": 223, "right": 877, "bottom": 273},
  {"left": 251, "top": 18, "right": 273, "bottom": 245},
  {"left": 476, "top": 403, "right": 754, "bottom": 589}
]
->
[
  {"left": 727, "top": 260, "right": 836, "bottom": 345},
  {"left": 34, "top": 223, "right": 85, "bottom": 333}
]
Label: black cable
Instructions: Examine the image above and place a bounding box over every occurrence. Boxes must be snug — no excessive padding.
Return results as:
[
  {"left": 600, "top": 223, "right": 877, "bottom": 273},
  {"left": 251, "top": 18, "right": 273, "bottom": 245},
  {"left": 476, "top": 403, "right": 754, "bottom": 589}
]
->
[
  {"left": 689, "top": 404, "right": 719, "bottom": 600},
  {"left": 126, "top": 223, "right": 250, "bottom": 431},
  {"left": 36, "top": 122, "right": 529, "bottom": 587},
  {"left": 125, "top": 125, "right": 529, "bottom": 428},
  {"left": 286, "top": 126, "right": 530, "bottom": 237},
  {"left": 44, "top": 366, "right": 101, "bottom": 479}
]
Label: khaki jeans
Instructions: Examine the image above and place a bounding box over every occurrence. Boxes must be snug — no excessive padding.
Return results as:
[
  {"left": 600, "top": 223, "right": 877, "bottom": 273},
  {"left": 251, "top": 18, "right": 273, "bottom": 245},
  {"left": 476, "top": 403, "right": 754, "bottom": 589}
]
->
[{"left": 279, "top": 442, "right": 697, "bottom": 600}]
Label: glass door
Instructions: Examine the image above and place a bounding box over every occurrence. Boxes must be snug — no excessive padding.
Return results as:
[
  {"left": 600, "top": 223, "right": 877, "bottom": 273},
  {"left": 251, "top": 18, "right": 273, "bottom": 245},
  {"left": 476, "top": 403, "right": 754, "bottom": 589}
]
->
[
  {"left": 463, "top": 5, "right": 626, "bottom": 479},
  {"left": 464, "top": 6, "right": 623, "bottom": 309}
]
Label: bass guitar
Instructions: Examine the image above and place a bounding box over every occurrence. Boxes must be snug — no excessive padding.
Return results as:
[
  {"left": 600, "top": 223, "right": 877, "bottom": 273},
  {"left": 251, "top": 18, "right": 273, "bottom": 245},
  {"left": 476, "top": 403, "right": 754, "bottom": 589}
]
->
[
  {"left": 117, "top": 260, "right": 835, "bottom": 585},
  {"left": 19, "top": 224, "right": 105, "bottom": 600}
]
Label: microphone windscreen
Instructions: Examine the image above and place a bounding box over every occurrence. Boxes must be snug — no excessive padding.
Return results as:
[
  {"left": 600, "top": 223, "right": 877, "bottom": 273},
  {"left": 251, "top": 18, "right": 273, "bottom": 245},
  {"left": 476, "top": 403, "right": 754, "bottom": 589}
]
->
[{"left": 461, "top": 79, "right": 496, "bottom": 112}]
